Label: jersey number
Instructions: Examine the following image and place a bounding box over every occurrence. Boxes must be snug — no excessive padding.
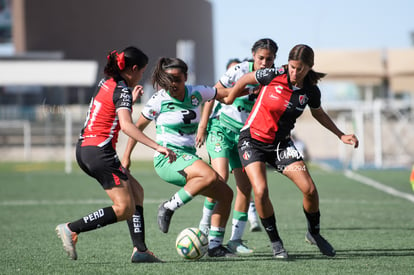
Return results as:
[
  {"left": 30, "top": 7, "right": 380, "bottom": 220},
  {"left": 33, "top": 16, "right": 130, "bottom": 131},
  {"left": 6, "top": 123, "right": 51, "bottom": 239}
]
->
[{"left": 87, "top": 99, "right": 102, "bottom": 131}]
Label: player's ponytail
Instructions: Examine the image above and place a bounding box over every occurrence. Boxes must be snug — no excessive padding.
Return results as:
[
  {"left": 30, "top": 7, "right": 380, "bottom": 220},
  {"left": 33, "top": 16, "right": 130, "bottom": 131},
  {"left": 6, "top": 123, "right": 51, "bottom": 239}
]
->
[{"left": 104, "top": 46, "right": 148, "bottom": 79}]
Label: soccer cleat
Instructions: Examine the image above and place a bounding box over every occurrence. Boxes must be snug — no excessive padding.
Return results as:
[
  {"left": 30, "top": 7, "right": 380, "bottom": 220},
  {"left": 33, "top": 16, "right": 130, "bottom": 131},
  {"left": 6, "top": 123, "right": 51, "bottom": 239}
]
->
[
  {"left": 305, "top": 231, "right": 336, "bottom": 257},
  {"left": 199, "top": 223, "right": 210, "bottom": 236},
  {"left": 157, "top": 202, "right": 174, "bottom": 233},
  {"left": 249, "top": 221, "right": 262, "bottom": 232},
  {"left": 131, "top": 247, "right": 164, "bottom": 263},
  {"left": 272, "top": 240, "right": 288, "bottom": 259},
  {"left": 55, "top": 223, "right": 78, "bottom": 260},
  {"left": 207, "top": 245, "right": 237, "bottom": 258},
  {"left": 227, "top": 239, "right": 253, "bottom": 255}
]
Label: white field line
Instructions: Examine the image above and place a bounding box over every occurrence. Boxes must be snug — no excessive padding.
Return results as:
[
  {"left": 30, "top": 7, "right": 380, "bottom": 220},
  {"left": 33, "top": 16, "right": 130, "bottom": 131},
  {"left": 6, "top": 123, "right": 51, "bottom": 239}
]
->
[
  {"left": 344, "top": 170, "right": 414, "bottom": 203},
  {"left": 0, "top": 198, "right": 163, "bottom": 206},
  {"left": 0, "top": 196, "right": 204, "bottom": 206}
]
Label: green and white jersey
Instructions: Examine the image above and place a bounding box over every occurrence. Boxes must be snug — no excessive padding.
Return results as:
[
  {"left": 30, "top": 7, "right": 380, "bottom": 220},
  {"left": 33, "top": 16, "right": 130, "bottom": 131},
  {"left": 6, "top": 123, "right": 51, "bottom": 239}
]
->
[
  {"left": 142, "top": 85, "right": 216, "bottom": 151},
  {"left": 218, "top": 61, "right": 258, "bottom": 132}
]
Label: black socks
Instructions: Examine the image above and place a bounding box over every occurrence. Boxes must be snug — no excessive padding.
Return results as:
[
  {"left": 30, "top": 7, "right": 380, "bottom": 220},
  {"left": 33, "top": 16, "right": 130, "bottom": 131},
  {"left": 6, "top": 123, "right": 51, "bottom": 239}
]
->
[
  {"left": 304, "top": 208, "right": 321, "bottom": 235},
  {"left": 260, "top": 214, "right": 281, "bottom": 242},
  {"left": 68, "top": 206, "right": 117, "bottom": 234},
  {"left": 127, "top": 205, "right": 147, "bottom": 252}
]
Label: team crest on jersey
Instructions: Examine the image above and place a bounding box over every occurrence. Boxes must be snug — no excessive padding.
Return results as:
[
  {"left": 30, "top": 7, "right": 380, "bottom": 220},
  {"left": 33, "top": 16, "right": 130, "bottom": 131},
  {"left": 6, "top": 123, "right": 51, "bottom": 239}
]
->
[
  {"left": 182, "top": 154, "right": 194, "bottom": 161},
  {"left": 191, "top": 95, "right": 200, "bottom": 106},
  {"left": 277, "top": 67, "right": 285, "bottom": 75},
  {"left": 214, "top": 143, "right": 222, "bottom": 153},
  {"left": 149, "top": 109, "right": 157, "bottom": 117},
  {"left": 298, "top": 94, "right": 308, "bottom": 105},
  {"left": 242, "top": 150, "right": 251, "bottom": 161}
]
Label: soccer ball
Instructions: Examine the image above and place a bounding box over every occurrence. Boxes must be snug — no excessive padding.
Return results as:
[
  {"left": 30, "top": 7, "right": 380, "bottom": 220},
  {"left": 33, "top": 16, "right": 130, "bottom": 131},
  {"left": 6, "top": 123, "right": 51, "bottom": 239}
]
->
[{"left": 175, "top": 227, "right": 208, "bottom": 260}]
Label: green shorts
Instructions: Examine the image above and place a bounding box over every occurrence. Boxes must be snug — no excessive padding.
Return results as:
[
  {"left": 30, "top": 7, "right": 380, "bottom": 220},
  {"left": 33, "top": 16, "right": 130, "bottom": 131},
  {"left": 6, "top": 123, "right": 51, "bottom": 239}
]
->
[
  {"left": 154, "top": 148, "right": 200, "bottom": 187},
  {"left": 206, "top": 118, "right": 242, "bottom": 171}
]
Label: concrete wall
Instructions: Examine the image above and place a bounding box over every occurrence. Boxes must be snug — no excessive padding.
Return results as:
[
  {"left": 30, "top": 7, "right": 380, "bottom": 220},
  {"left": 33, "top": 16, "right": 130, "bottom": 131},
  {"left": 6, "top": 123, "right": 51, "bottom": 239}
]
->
[{"left": 12, "top": 0, "right": 215, "bottom": 86}]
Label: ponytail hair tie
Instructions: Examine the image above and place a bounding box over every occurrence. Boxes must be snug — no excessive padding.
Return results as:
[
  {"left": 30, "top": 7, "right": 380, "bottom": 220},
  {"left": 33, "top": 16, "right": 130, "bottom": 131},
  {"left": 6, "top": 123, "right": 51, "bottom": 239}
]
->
[
  {"left": 116, "top": 52, "right": 125, "bottom": 70},
  {"left": 106, "top": 50, "right": 125, "bottom": 70}
]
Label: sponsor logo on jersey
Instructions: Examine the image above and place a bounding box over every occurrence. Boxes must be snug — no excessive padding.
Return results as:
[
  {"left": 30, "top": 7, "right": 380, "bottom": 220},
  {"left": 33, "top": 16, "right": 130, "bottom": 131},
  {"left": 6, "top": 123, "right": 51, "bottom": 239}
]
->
[
  {"left": 275, "top": 142, "right": 303, "bottom": 161},
  {"left": 269, "top": 93, "right": 279, "bottom": 100},
  {"left": 240, "top": 140, "right": 250, "bottom": 151},
  {"left": 120, "top": 92, "right": 131, "bottom": 99},
  {"left": 256, "top": 68, "right": 273, "bottom": 79}
]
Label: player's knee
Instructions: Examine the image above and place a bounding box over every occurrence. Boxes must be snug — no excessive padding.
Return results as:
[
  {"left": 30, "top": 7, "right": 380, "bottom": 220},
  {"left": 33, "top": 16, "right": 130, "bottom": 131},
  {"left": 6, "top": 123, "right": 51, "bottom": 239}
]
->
[
  {"left": 253, "top": 186, "right": 269, "bottom": 204},
  {"left": 302, "top": 182, "right": 318, "bottom": 199},
  {"left": 113, "top": 202, "right": 135, "bottom": 220},
  {"left": 213, "top": 179, "right": 233, "bottom": 204}
]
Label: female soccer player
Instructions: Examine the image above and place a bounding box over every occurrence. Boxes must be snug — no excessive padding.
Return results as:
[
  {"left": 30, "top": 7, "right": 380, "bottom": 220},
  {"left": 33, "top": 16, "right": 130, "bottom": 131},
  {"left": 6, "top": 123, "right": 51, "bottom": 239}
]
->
[
  {"left": 222, "top": 44, "right": 359, "bottom": 259},
  {"left": 122, "top": 57, "right": 237, "bottom": 257},
  {"left": 197, "top": 38, "right": 278, "bottom": 254},
  {"left": 55, "top": 47, "right": 176, "bottom": 263}
]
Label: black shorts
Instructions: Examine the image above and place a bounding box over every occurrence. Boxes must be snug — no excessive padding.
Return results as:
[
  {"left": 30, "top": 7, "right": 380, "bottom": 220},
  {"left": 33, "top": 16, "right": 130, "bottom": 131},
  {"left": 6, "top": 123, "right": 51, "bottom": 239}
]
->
[
  {"left": 76, "top": 141, "right": 128, "bottom": 189},
  {"left": 238, "top": 129, "right": 303, "bottom": 173}
]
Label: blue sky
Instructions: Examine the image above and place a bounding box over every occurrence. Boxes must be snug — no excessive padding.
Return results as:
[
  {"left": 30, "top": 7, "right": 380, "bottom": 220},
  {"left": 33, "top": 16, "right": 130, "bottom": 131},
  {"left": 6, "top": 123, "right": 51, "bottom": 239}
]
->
[{"left": 209, "top": 0, "right": 414, "bottom": 79}]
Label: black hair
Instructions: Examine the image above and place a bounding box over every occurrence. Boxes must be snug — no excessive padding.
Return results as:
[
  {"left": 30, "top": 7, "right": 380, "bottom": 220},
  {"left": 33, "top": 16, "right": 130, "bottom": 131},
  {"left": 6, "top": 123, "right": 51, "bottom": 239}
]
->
[
  {"left": 151, "top": 57, "right": 188, "bottom": 90},
  {"left": 288, "top": 44, "right": 326, "bottom": 85},
  {"left": 251, "top": 38, "right": 278, "bottom": 56},
  {"left": 104, "top": 46, "right": 148, "bottom": 78},
  {"left": 226, "top": 58, "right": 241, "bottom": 69}
]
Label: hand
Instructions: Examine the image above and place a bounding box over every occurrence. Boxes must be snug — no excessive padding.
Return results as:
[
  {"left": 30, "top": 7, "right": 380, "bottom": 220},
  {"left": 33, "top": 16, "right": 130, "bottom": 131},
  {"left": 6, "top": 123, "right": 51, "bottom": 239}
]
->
[
  {"left": 121, "top": 157, "right": 131, "bottom": 170},
  {"left": 131, "top": 85, "right": 144, "bottom": 103},
  {"left": 341, "top": 134, "right": 359, "bottom": 148},
  {"left": 156, "top": 145, "right": 177, "bottom": 163},
  {"left": 249, "top": 85, "right": 261, "bottom": 95},
  {"left": 195, "top": 126, "right": 207, "bottom": 148}
]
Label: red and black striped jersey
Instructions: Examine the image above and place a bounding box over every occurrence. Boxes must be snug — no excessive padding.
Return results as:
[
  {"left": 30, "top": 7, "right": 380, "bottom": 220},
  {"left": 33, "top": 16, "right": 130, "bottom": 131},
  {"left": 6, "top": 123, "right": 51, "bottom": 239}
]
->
[
  {"left": 79, "top": 77, "right": 133, "bottom": 148},
  {"left": 242, "top": 67, "right": 321, "bottom": 144}
]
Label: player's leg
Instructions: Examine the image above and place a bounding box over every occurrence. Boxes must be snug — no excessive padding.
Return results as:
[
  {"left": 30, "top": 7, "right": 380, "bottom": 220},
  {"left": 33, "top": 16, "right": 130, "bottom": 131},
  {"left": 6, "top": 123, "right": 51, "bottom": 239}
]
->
[
  {"left": 191, "top": 161, "right": 234, "bottom": 257},
  {"left": 56, "top": 144, "right": 130, "bottom": 260},
  {"left": 199, "top": 157, "right": 228, "bottom": 235},
  {"left": 56, "top": 179, "right": 131, "bottom": 260},
  {"left": 199, "top": 197, "right": 215, "bottom": 235},
  {"left": 244, "top": 161, "right": 287, "bottom": 259},
  {"left": 227, "top": 167, "right": 253, "bottom": 254},
  {"left": 283, "top": 160, "right": 335, "bottom": 257},
  {"left": 158, "top": 159, "right": 235, "bottom": 257},
  {"left": 199, "top": 124, "right": 229, "bottom": 235},
  {"left": 247, "top": 196, "right": 261, "bottom": 232},
  {"left": 126, "top": 170, "right": 163, "bottom": 263}
]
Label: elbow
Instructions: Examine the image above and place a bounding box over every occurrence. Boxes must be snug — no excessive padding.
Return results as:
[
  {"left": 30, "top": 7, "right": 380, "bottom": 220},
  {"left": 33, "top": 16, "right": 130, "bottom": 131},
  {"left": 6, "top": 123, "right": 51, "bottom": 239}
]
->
[{"left": 221, "top": 97, "right": 234, "bottom": 105}]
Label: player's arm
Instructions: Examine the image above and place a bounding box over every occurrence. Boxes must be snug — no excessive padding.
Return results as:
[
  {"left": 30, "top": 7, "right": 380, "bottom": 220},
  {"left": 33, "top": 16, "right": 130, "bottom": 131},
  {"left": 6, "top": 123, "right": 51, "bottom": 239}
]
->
[
  {"left": 216, "top": 72, "right": 258, "bottom": 104},
  {"left": 310, "top": 107, "right": 359, "bottom": 148},
  {"left": 196, "top": 98, "right": 215, "bottom": 148},
  {"left": 119, "top": 110, "right": 176, "bottom": 168}
]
